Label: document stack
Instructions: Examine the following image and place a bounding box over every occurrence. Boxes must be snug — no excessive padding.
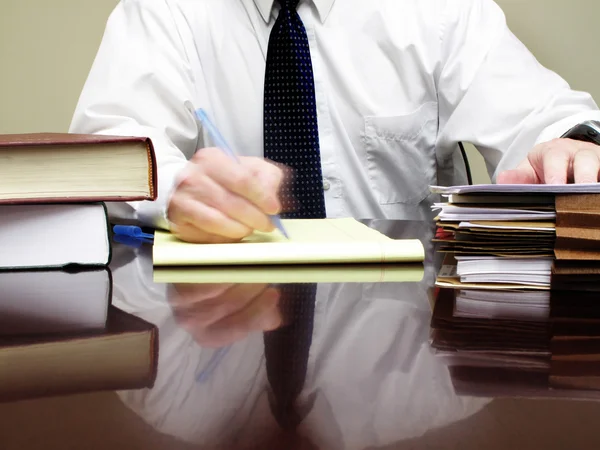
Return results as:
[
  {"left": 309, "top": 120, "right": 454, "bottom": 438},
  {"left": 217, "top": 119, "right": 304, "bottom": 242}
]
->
[
  {"left": 428, "top": 183, "right": 600, "bottom": 399},
  {"left": 0, "top": 132, "right": 159, "bottom": 402},
  {"left": 430, "top": 183, "right": 600, "bottom": 290}
]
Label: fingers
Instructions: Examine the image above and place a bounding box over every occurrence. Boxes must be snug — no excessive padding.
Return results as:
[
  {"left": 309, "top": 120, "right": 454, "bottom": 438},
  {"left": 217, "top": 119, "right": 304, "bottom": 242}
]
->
[
  {"left": 267, "top": 162, "right": 298, "bottom": 214},
  {"left": 194, "top": 148, "right": 282, "bottom": 215},
  {"left": 168, "top": 148, "right": 285, "bottom": 243},
  {"left": 540, "top": 139, "right": 600, "bottom": 184},
  {"left": 501, "top": 138, "right": 600, "bottom": 186},
  {"left": 496, "top": 159, "right": 540, "bottom": 184},
  {"left": 241, "top": 157, "right": 284, "bottom": 215},
  {"left": 170, "top": 173, "right": 274, "bottom": 237},
  {"left": 168, "top": 195, "right": 252, "bottom": 242},
  {"left": 540, "top": 142, "right": 572, "bottom": 184},
  {"left": 573, "top": 148, "right": 600, "bottom": 184}
]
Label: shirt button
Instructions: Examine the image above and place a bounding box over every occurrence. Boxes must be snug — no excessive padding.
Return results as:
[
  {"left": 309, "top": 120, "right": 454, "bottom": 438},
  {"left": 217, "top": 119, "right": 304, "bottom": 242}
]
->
[{"left": 323, "top": 180, "right": 331, "bottom": 191}]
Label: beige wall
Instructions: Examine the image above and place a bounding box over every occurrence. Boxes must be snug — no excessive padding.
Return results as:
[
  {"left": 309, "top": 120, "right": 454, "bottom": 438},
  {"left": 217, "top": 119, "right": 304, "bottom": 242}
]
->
[
  {"left": 0, "top": 0, "right": 118, "bottom": 134},
  {"left": 1, "top": 0, "right": 598, "bottom": 182}
]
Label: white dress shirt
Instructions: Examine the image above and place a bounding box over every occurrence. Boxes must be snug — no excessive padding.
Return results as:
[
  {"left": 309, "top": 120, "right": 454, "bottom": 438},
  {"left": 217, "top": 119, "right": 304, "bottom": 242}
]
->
[{"left": 70, "top": 0, "right": 600, "bottom": 229}]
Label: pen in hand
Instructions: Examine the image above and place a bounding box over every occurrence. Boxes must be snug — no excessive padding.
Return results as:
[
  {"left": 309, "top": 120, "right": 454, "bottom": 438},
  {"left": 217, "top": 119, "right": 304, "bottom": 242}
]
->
[{"left": 194, "top": 108, "right": 289, "bottom": 239}]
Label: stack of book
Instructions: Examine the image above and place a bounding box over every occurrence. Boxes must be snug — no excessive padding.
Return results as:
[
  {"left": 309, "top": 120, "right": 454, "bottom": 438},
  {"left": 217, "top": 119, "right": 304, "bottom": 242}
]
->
[
  {"left": 0, "top": 132, "right": 159, "bottom": 401},
  {"left": 428, "top": 183, "right": 600, "bottom": 399},
  {"left": 0, "top": 132, "right": 157, "bottom": 270}
]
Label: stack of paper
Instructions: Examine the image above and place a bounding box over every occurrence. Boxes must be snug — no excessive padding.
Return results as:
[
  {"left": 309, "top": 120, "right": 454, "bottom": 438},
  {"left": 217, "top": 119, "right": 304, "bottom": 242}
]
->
[{"left": 430, "top": 183, "right": 600, "bottom": 290}]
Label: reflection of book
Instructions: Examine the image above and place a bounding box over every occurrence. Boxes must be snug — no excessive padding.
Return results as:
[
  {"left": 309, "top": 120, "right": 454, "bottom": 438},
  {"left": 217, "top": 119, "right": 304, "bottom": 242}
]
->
[
  {"left": 153, "top": 218, "right": 425, "bottom": 266},
  {"left": 0, "top": 203, "right": 111, "bottom": 269},
  {"left": 0, "top": 306, "right": 158, "bottom": 403},
  {"left": 0, "top": 269, "right": 111, "bottom": 336},
  {"left": 153, "top": 263, "right": 424, "bottom": 284},
  {"left": 0, "top": 132, "right": 156, "bottom": 203},
  {"left": 0, "top": 268, "right": 157, "bottom": 402}
]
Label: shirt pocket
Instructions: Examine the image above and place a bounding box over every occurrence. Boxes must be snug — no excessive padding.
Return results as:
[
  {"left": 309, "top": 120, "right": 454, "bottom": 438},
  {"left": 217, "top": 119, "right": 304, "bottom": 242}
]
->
[{"left": 363, "top": 102, "right": 438, "bottom": 205}]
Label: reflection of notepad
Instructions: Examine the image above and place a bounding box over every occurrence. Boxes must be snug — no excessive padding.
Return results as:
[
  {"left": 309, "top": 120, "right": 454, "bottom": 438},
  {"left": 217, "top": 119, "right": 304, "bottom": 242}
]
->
[
  {"left": 153, "top": 263, "right": 424, "bottom": 284},
  {"left": 153, "top": 218, "right": 424, "bottom": 266}
]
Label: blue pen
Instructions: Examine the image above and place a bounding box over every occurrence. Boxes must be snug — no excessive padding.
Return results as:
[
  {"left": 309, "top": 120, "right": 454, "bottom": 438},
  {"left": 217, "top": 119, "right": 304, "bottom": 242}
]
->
[
  {"left": 194, "top": 108, "right": 289, "bottom": 239},
  {"left": 113, "top": 225, "right": 154, "bottom": 240}
]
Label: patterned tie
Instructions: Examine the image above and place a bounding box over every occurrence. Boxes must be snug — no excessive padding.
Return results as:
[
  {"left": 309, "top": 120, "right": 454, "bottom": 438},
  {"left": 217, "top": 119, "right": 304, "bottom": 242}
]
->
[{"left": 263, "top": 0, "right": 326, "bottom": 219}]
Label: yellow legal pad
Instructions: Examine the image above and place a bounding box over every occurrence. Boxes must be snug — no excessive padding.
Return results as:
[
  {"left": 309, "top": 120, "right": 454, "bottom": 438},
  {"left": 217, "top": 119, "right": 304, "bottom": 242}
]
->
[{"left": 152, "top": 218, "right": 425, "bottom": 266}]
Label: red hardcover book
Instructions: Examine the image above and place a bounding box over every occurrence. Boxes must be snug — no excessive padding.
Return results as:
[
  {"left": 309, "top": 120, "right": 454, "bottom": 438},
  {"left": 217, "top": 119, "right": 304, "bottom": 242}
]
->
[{"left": 0, "top": 132, "right": 157, "bottom": 204}]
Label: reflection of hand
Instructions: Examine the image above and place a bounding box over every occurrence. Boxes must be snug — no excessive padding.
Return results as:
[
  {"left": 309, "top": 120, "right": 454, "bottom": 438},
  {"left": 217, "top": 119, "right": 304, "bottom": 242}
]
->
[{"left": 168, "top": 283, "right": 282, "bottom": 347}]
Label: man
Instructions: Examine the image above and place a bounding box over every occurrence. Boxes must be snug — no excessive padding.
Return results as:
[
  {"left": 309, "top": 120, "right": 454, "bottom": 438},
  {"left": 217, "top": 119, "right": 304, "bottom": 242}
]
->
[{"left": 70, "top": 0, "right": 600, "bottom": 243}]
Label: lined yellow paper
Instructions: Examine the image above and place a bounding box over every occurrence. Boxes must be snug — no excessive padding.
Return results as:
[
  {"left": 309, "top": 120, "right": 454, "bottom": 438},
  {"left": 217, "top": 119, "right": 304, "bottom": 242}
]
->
[
  {"left": 153, "top": 264, "right": 424, "bottom": 284},
  {"left": 152, "top": 218, "right": 424, "bottom": 266}
]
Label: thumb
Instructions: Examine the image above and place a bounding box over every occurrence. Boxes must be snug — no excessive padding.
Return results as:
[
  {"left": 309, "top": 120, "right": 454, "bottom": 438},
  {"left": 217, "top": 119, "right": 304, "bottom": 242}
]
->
[
  {"left": 497, "top": 158, "right": 541, "bottom": 185},
  {"left": 242, "top": 157, "right": 284, "bottom": 214}
]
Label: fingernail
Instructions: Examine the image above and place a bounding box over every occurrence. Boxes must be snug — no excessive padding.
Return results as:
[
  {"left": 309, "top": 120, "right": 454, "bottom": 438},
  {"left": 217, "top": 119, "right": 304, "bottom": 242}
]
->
[{"left": 264, "top": 196, "right": 280, "bottom": 215}]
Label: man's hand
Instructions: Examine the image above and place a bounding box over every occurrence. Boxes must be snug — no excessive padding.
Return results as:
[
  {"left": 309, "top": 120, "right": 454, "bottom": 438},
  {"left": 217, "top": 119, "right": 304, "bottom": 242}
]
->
[
  {"left": 168, "top": 283, "right": 282, "bottom": 348},
  {"left": 167, "top": 147, "right": 284, "bottom": 243},
  {"left": 497, "top": 138, "right": 600, "bottom": 185}
]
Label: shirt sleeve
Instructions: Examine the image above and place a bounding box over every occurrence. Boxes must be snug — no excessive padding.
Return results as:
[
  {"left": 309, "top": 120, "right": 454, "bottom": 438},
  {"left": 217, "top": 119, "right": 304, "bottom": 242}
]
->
[
  {"left": 69, "top": 0, "right": 202, "bottom": 229},
  {"left": 435, "top": 0, "right": 600, "bottom": 181}
]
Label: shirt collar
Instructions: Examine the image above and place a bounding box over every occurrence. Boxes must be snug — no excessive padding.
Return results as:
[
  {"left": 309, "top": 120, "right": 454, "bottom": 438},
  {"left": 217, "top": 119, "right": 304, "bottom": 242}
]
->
[{"left": 253, "top": 0, "right": 335, "bottom": 23}]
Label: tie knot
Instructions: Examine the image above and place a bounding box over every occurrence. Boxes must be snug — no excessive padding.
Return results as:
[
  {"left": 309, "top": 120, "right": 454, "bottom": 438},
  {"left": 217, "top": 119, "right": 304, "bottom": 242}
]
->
[{"left": 278, "top": 0, "right": 300, "bottom": 10}]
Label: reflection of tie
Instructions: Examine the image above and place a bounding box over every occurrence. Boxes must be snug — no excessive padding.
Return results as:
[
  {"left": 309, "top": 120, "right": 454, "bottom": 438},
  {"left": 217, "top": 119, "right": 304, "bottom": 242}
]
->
[
  {"left": 264, "top": 283, "right": 316, "bottom": 430},
  {"left": 263, "top": 0, "right": 326, "bottom": 219}
]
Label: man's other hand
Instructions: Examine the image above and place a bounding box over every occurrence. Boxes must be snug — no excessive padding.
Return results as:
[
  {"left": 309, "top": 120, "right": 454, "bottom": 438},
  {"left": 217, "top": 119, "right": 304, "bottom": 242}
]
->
[
  {"left": 167, "top": 147, "right": 284, "bottom": 243},
  {"left": 498, "top": 138, "right": 600, "bottom": 185}
]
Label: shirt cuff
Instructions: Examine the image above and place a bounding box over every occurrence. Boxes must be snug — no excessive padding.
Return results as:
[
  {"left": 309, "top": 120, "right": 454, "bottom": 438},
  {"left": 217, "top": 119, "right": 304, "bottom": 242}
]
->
[{"left": 535, "top": 111, "right": 600, "bottom": 146}]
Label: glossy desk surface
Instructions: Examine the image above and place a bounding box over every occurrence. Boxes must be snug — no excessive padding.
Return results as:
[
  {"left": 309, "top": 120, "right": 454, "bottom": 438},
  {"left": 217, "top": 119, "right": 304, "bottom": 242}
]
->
[{"left": 2, "top": 220, "right": 600, "bottom": 450}]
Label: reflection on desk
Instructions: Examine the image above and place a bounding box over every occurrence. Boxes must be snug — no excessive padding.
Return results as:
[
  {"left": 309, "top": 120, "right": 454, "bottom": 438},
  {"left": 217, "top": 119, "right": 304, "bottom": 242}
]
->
[
  {"left": 107, "top": 220, "right": 490, "bottom": 449},
  {"left": 0, "top": 268, "right": 157, "bottom": 403},
  {"left": 431, "top": 287, "right": 600, "bottom": 400}
]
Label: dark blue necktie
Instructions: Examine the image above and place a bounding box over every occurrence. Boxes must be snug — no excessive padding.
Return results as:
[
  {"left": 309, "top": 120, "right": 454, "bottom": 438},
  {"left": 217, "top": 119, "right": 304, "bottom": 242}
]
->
[{"left": 263, "top": 0, "right": 326, "bottom": 219}]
